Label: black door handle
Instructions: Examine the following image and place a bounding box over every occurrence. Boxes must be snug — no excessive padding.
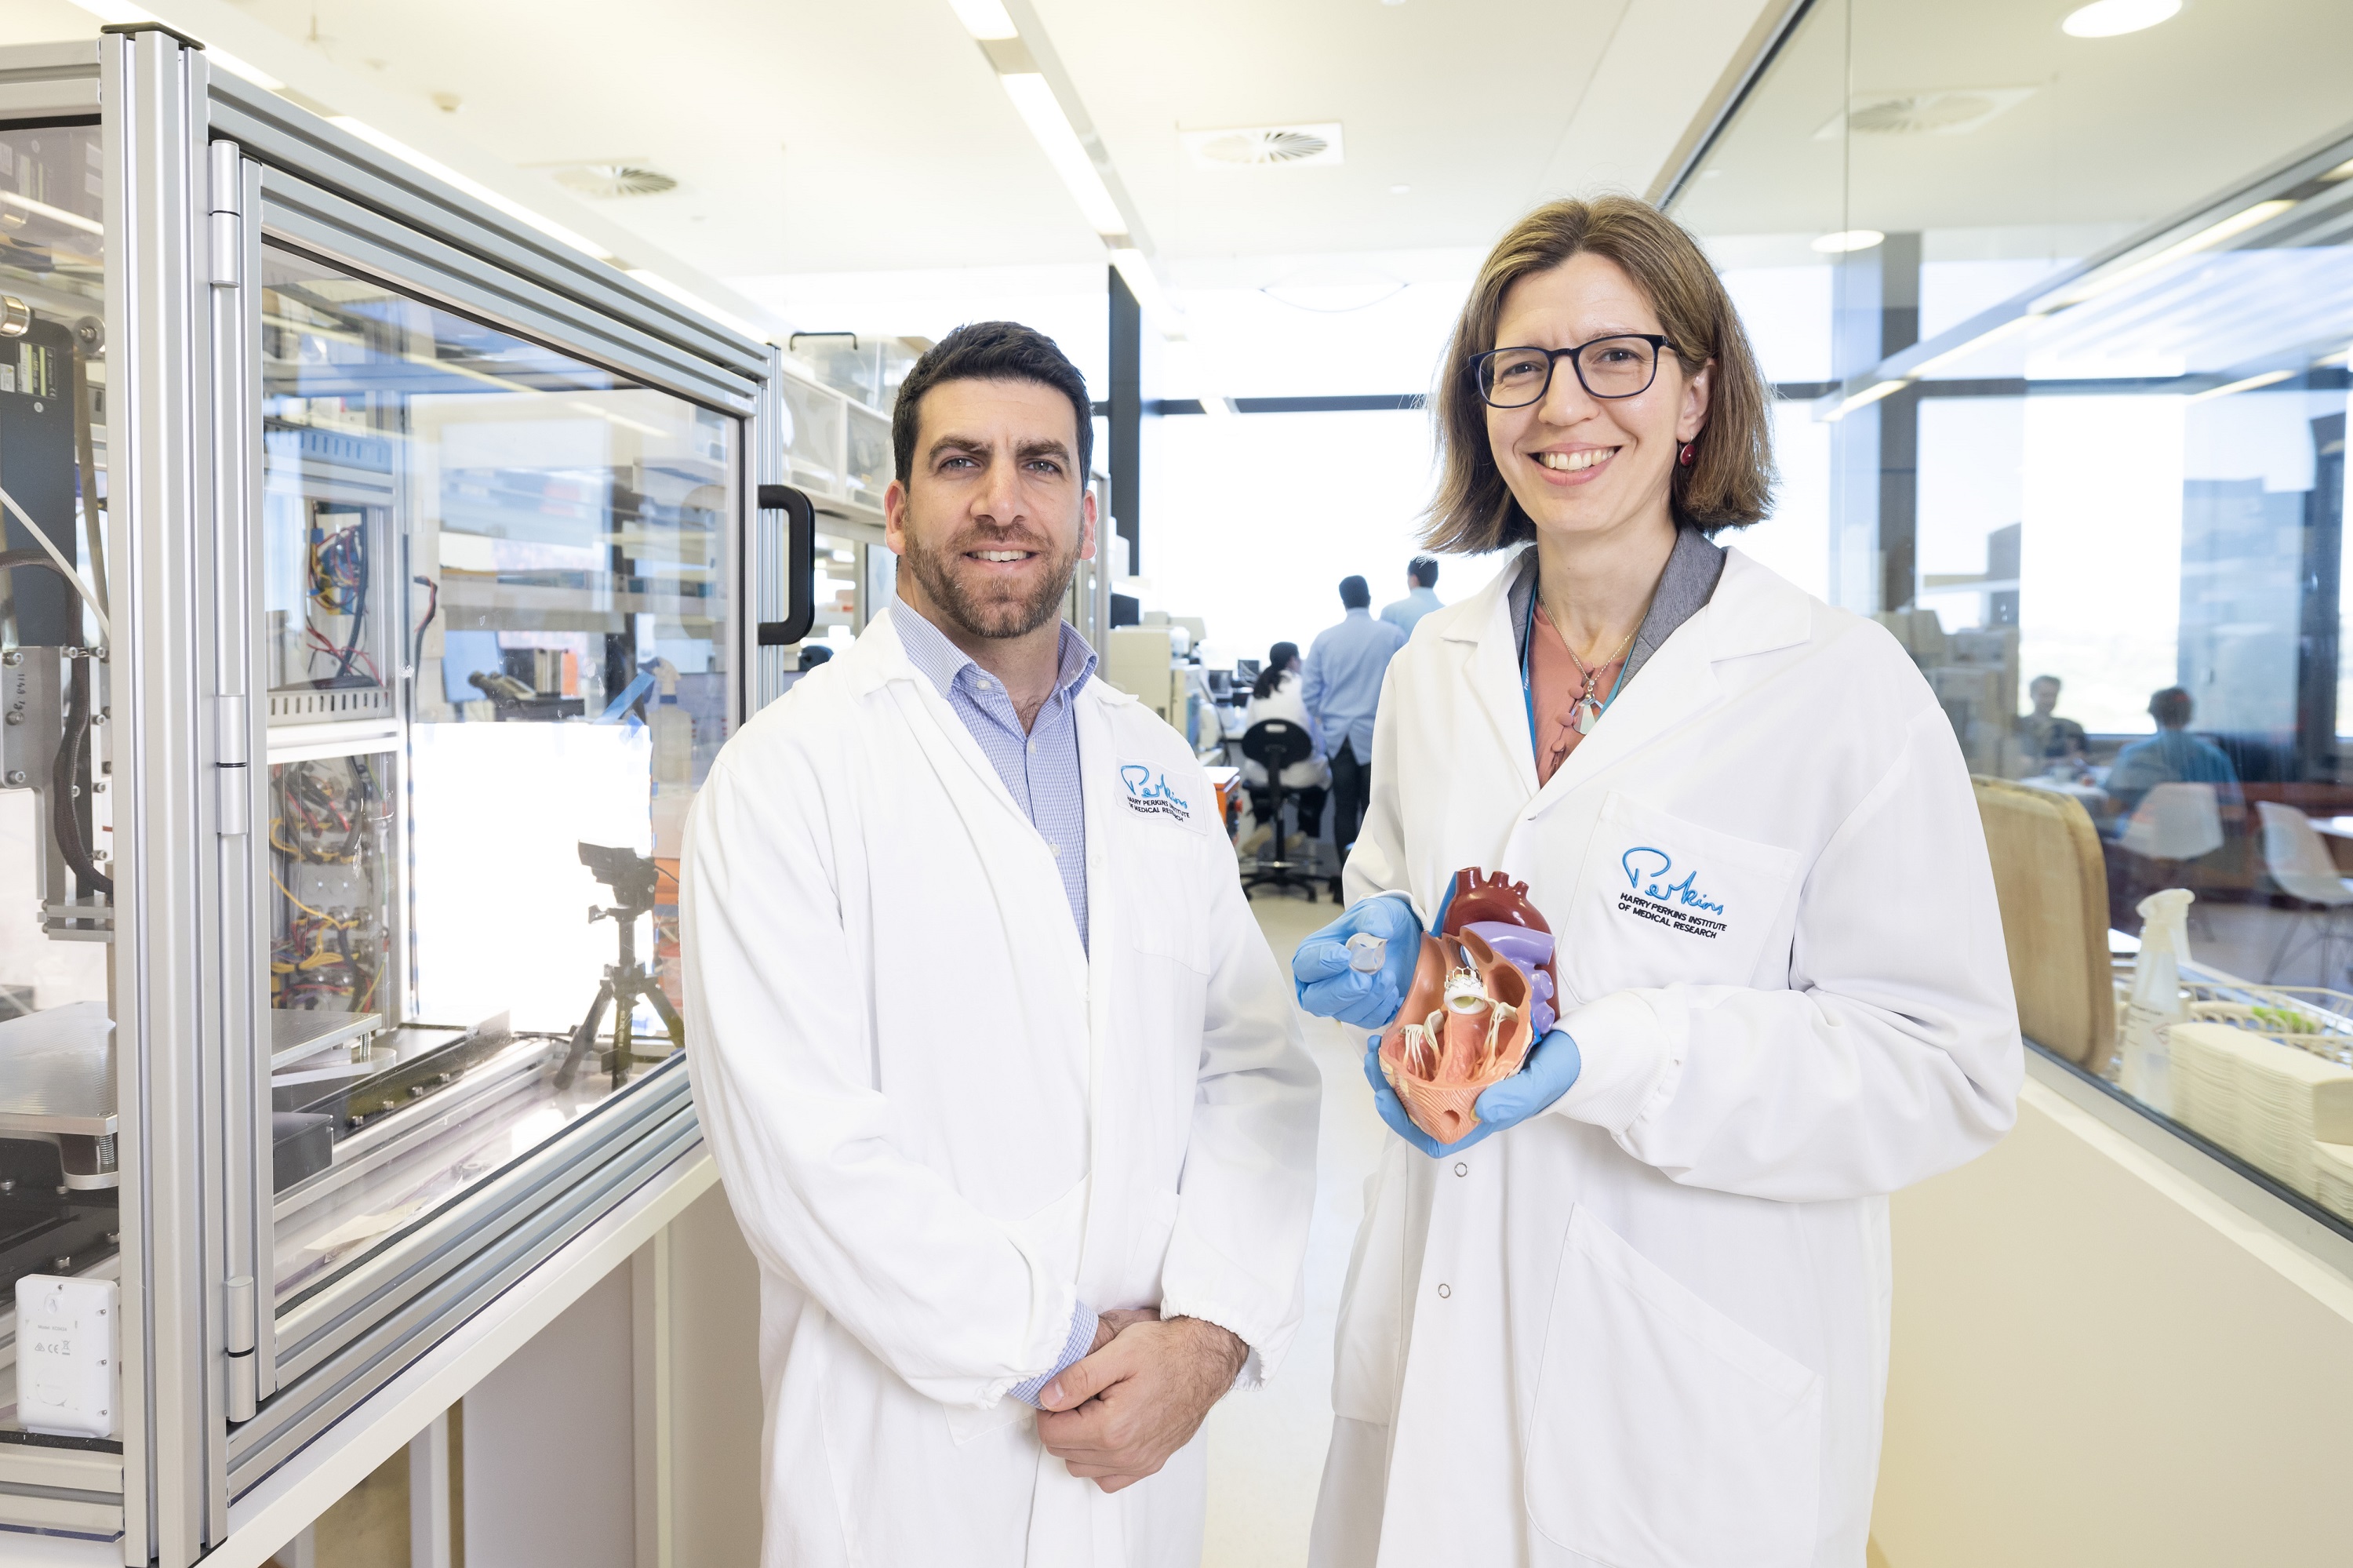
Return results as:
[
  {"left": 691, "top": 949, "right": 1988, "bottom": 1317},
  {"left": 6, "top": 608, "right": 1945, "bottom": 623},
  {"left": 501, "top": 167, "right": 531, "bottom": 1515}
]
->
[{"left": 754, "top": 482, "right": 817, "bottom": 648}]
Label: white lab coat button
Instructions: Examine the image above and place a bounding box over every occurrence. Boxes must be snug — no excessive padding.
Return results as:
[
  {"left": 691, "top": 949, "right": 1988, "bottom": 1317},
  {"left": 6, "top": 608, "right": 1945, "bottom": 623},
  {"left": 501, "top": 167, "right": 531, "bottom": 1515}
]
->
[
  {"left": 1453, "top": 1162, "right": 1467, "bottom": 1177},
  {"left": 1435, "top": 1283, "right": 1451, "bottom": 1299}
]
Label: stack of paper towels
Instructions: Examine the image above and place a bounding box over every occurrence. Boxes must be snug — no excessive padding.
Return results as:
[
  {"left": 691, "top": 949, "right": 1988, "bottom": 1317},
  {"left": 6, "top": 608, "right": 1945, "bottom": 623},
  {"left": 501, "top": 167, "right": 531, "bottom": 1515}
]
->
[
  {"left": 2317, "top": 1143, "right": 2353, "bottom": 1221},
  {"left": 2167, "top": 1022, "right": 2353, "bottom": 1207}
]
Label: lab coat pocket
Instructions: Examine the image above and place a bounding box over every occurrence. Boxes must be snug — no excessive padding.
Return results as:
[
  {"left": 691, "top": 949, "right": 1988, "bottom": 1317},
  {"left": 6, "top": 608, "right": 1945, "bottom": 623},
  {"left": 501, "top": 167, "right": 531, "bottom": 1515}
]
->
[
  {"left": 1524, "top": 1207, "right": 1820, "bottom": 1567},
  {"left": 1559, "top": 792, "right": 1800, "bottom": 1002}
]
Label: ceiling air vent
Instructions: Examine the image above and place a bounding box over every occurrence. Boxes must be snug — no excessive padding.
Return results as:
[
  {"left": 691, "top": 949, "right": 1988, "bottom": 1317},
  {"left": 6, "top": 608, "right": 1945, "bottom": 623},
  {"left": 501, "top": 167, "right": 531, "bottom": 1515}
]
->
[
  {"left": 1181, "top": 123, "right": 1345, "bottom": 169},
  {"left": 552, "top": 163, "right": 679, "bottom": 198},
  {"left": 1813, "top": 88, "right": 2035, "bottom": 140}
]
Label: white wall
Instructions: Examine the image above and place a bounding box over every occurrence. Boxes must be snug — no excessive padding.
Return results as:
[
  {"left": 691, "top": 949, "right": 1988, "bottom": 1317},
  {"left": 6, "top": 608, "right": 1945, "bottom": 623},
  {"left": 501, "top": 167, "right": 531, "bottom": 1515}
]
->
[
  {"left": 464, "top": 1267, "right": 638, "bottom": 1568},
  {"left": 1873, "top": 1075, "right": 2353, "bottom": 1565},
  {"left": 664, "top": 1186, "right": 765, "bottom": 1568}
]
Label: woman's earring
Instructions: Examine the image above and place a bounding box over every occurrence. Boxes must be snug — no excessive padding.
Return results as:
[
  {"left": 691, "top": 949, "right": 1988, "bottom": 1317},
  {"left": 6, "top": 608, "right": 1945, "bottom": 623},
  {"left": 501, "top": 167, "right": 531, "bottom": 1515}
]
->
[{"left": 1678, "top": 441, "right": 1697, "bottom": 467}]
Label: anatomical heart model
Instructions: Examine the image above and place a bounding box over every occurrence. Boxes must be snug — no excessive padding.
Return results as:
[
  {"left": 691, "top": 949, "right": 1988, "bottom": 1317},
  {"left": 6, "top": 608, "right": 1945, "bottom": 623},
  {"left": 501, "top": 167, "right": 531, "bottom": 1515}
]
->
[{"left": 1378, "top": 869, "right": 1559, "bottom": 1144}]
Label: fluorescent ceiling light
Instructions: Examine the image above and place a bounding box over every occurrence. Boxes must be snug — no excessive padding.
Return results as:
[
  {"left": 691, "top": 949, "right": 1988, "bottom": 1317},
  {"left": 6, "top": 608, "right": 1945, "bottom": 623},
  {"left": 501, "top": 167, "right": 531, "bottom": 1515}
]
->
[
  {"left": 998, "top": 73, "right": 1126, "bottom": 236},
  {"left": 945, "top": 0, "right": 1020, "bottom": 40},
  {"left": 0, "top": 188, "right": 102, "bottom": 236},
  {"left": 1811, "top": 229, "right": 1884, "bottom": 254},
  {"left": 1907, "top": 311, "right": 2042, "bottom": 378},
  {"left": 2187, "top": 368, "right": 2294, "bottom": 403},
  {"left": 2061, "top": 0, "right": 2180, "bottom": 38},
  {"left": 1822, "top": 379, "right": 1909, "bottom": 421},
  {"left": 2037, "top": 198, "right": 2294, "bottom": 310},
  {"left": 327, "top": 116, "right": 620, "bottom": 264},
  {"left": 2323, "top": 158, "right": 2353, "bottom": 184},
  {"left": 1109, "top": 246, "right": 1184, "bottom": 338}
]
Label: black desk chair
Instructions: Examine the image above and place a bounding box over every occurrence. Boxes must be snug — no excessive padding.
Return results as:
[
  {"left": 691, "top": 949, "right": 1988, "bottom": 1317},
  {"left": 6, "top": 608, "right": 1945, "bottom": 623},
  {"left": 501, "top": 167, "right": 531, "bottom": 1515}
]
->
[{"left": 1239, "top": 719, "right": 1322, "bottom": 902}]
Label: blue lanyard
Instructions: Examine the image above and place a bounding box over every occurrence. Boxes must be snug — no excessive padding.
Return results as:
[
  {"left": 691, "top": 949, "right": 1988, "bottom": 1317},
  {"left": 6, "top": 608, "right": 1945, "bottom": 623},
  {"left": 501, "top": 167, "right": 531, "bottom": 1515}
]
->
[{"left": 1518, "top": 582, "right": 1540, "bottom": 756}]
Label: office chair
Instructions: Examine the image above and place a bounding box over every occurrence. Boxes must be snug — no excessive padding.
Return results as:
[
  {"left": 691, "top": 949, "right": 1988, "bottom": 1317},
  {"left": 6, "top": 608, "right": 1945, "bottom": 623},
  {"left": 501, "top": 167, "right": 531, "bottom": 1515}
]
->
[
  {"left": 2116, "top": 781, "right": 2225, "bottom": 934},
  {"left": 1238, "top": 719, "right": 1322, "bottom": 902},
  {"left": 2256, "top": 801, "right": 2353, "bottom": 984}
]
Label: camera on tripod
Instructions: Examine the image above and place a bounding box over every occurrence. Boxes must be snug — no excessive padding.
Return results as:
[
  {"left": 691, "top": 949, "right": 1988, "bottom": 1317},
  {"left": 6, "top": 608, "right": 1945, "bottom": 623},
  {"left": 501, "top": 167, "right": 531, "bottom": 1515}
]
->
[
  {"left": 555, "top": 841, "right": 682, "bottom": 1090},
  {"left": 578, "top": 841, "right": 660, "bottom": 915}
]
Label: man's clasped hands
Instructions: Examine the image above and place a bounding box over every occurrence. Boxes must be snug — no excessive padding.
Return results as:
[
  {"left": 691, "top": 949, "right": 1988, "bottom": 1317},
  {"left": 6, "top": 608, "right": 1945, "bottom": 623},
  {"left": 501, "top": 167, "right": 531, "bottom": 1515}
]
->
[{"left": 1033, "top": 1309, "right": 1249, "bottom": 1493}]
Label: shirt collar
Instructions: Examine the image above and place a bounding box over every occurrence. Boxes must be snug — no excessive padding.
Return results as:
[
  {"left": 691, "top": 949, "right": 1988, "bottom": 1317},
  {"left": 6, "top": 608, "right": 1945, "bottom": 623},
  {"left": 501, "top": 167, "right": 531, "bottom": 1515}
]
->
[
  {"left": 891, "top": 596, "right": 1098, "bottom": 704},
  {"left": 1508, "top": 524, "right": 1725, "bottom": 687}
]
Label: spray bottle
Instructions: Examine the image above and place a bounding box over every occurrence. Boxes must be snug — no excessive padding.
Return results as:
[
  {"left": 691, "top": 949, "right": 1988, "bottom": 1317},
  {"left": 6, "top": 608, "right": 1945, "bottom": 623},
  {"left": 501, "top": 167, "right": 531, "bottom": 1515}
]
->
[{"left": 2119, "top": 887, "right": 2195, "bottom": 1115}]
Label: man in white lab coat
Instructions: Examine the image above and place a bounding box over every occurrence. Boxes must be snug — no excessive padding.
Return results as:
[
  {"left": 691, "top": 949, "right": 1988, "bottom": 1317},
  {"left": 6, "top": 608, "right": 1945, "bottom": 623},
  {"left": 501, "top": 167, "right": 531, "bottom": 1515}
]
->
[{"left": 682, "top": 322, "right": 1318, "bottom": 1568}]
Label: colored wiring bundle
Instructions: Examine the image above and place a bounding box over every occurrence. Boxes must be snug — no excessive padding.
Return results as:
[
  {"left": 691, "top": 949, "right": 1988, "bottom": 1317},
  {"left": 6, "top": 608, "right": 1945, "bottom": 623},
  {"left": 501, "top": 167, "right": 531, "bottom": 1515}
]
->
[
  {"left": 268, "top": 757, "right": 391, "bottom": 1013},
  {"left": 304, "top": 511, "right": 376, "bottom": 686}
]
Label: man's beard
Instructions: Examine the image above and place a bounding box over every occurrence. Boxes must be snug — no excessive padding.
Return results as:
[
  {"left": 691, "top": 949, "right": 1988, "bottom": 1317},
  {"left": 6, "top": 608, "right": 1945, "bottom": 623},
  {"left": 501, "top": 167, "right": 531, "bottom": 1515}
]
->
[{"left": 902, "top": 522, "right": 1080, "bottom": 642}]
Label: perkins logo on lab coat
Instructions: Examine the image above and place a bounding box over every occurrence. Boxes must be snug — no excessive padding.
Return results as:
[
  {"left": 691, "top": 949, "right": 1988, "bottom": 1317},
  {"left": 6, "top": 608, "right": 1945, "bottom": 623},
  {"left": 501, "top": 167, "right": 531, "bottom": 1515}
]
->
[
  {"left": 1617, "top": 846, "right": 1726, "bottom": 940},
  {"left": 1119, "top": 764, "right": 1190, "bottom": 823}
]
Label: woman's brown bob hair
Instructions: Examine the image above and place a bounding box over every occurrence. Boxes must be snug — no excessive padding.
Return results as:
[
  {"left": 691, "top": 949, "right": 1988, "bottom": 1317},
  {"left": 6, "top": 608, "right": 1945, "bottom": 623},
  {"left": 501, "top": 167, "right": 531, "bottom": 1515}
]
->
[{"left": 1424, "top": 195, "right": 1774, "bottom": 553}]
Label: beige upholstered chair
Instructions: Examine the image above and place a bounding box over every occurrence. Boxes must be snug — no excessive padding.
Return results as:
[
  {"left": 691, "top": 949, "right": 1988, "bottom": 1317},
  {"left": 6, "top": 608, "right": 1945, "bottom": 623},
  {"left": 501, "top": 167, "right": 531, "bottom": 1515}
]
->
[{"left": 1974, "top": 776, "right": 2116, "bottom": 1072}]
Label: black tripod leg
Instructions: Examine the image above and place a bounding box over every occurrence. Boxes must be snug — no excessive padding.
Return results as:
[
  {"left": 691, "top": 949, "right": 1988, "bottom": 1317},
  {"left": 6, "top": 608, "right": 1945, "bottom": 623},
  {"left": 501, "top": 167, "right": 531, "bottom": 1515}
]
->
[
  {"left": 556, "top": 980, "right": 614, "bottom": 1090},
  {"left": 642, "top": 981, "right": 684, "bottom": 1052}
]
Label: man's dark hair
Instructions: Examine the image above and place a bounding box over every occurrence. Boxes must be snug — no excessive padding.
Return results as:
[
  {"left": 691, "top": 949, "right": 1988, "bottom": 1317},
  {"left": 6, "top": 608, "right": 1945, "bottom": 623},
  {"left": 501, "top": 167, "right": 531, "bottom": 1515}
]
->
[
  {"left": 1340, "top": 576, "right": 1370, "bottom": 609},
  {"left": 892, "top": 322, "right": 1093, "bottom": 483},
  {"left": 1408, "top": 556, "right": 1439, "bottom": 588},
  {"left": 2149, "top": 686, "right": 2193, "bottom": 729}
]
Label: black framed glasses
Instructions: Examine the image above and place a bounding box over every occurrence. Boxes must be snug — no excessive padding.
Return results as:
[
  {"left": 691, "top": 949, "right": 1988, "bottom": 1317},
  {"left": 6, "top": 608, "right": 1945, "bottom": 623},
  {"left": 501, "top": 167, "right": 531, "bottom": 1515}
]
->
[{"left": 1471, "top": 334, "right": 1675, "bottom": 408}]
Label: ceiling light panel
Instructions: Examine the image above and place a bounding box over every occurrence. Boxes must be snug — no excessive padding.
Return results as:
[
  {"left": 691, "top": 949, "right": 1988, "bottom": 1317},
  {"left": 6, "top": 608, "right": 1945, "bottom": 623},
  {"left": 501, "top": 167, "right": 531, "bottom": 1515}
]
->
[
  {"left": 2061, "top": 0, "right": 2183, "bottom": 38},
  {"left": 998, "top": 73, "right": 1128, "bottom": 235},
  {"left": 1180, "top": 124, "right": 1345, "bottom": 169},
  {"left": 947, "top": 0, "right": 1020, "bottom": 41}
]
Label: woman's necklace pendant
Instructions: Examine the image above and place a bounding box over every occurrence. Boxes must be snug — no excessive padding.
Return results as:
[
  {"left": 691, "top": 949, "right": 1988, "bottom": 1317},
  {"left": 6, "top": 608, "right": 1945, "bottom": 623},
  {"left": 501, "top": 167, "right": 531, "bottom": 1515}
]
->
[{"left": 1575, "top": 696, "right": 1602, "bottom": 735}]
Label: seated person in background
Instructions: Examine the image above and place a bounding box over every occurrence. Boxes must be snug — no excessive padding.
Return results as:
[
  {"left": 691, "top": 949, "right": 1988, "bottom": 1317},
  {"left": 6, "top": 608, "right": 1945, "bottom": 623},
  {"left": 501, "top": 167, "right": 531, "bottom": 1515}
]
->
[
  {"left": 2015, "top": 673, "right": 2088, "bottom": 766},
  {"left": 1238, "top": 640, "right": 1329, "bottom": 852},
  {"left": 2106, "top": 685, "right": 2243, "bottom": 817}
]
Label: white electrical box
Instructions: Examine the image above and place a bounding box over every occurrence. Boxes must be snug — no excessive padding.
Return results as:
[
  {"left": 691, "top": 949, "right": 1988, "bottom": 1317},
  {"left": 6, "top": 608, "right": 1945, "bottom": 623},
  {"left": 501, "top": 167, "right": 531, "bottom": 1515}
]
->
[{"left": 14, "top": 1275, "right": 119, "bottom": 1439}]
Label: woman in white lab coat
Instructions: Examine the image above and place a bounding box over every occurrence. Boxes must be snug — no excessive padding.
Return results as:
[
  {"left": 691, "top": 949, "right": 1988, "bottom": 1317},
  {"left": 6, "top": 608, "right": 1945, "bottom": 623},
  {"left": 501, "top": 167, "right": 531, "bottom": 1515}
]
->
[
  {"left": 1292, "top": 197, "right": 2023, "bottom": 1567},
  {"left": 1239, "top": 642, "right": 1331, "bottom": 850}
]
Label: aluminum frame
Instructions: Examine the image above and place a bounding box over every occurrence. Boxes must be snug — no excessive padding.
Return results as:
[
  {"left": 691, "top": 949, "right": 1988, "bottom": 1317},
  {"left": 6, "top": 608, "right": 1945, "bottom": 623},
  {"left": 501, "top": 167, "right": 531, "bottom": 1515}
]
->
[{"left": 0, "top": 27, "right": 778, "bottom": 1563}]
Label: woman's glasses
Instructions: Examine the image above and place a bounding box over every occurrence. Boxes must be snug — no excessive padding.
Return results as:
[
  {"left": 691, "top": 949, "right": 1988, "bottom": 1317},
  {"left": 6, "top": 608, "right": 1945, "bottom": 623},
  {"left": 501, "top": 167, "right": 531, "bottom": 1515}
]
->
[{"left": 1471, "top": 334, "right": 1675, "bottom": 408}]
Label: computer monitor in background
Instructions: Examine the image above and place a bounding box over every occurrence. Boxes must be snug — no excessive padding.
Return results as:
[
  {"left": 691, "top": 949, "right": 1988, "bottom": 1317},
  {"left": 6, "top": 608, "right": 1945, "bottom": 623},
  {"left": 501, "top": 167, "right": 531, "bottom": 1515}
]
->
[
  {"left": 1206, "top": 669, "right": 1232, "bottom": 700},
  {"left": 1232, "top": 658, "right": 1261, "bottom": 689}
]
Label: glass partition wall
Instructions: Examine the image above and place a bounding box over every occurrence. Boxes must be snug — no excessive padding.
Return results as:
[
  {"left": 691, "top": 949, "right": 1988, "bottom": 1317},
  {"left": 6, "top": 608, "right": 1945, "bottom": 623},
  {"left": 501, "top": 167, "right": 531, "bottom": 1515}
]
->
[
  {"left": 0, "top": 31, "right": 786, "bottom": 1564},
  {"left": 1670, "top": 0, "right": 2353, "bottom": 1204}
]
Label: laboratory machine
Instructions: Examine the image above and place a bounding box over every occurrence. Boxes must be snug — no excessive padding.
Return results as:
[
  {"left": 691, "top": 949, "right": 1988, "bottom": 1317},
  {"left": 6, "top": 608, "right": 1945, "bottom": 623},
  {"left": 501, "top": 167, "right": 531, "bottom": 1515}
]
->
[{"left": 0, "top": 29, "right": 818, "bottom": 1564}]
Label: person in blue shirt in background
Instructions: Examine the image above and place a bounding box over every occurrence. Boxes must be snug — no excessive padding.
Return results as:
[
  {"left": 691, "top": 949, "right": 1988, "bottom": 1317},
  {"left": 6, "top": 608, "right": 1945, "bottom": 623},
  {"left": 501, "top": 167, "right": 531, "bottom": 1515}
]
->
[
  {"left": 1302, "top": 575, "right": 1407, "bottom": 887},
  {"left": 2106, "top": 685, "right": 2243, "bottom": 817},
  {"left": 1378, "top": 556, "right": 1443, "bottom": 638}
]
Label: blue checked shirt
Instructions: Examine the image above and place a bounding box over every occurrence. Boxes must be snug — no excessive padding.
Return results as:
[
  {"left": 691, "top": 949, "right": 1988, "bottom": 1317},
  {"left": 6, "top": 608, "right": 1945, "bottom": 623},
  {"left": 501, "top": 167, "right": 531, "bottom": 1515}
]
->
[
  {"left": 893, "top": 599, "right": 1097, "bottom": 954},
  {"left": 892, "top": 598, "right": 1104, "bottom": 1403},
  {"left": 1301, "top": 607, "right": 1407, "bottom": 761}
]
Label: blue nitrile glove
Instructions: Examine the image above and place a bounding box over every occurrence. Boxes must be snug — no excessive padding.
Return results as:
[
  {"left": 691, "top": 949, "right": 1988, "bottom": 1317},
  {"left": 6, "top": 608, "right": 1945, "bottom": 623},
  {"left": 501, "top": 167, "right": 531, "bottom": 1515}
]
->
[
  {"left": 1360, "top": 1028, "right": 1584, "bottom": 1158},
  {"left": 1293, "top": 895, "right": 1424, "bottom": 1028}
]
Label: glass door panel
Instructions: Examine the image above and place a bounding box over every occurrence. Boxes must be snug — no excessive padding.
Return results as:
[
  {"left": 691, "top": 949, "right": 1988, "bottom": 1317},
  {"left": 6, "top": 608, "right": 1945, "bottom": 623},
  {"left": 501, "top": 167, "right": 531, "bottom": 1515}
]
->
[
  {"left": 258, "top": 246, "right": 735, "bottom": 1308},
  {"left": 0, "top": 119, "right": 115, "bottom": 1441}
]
